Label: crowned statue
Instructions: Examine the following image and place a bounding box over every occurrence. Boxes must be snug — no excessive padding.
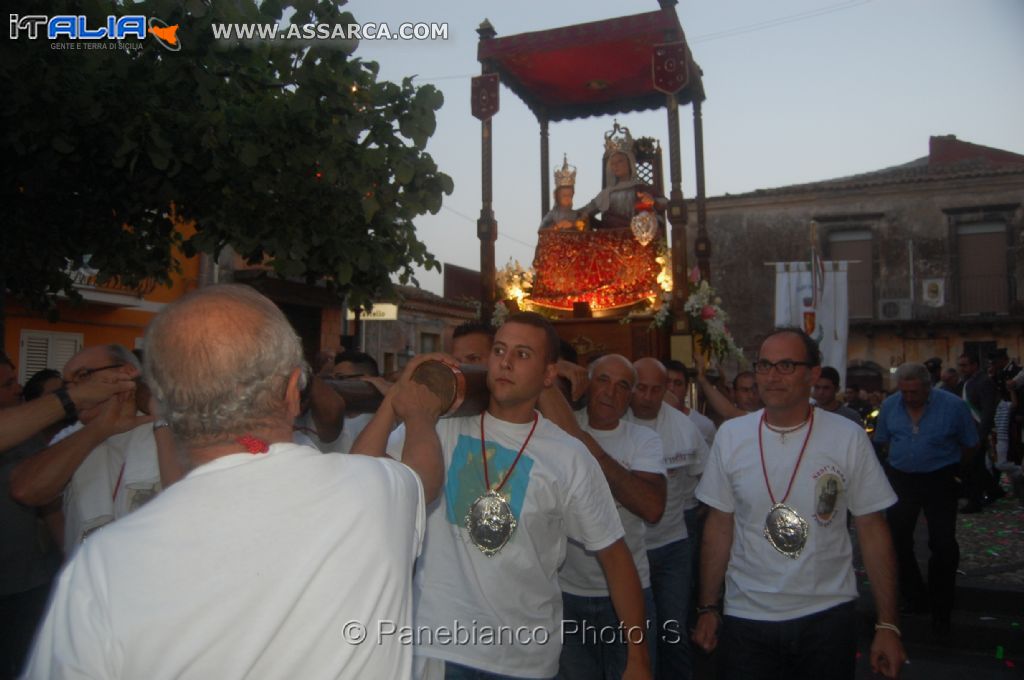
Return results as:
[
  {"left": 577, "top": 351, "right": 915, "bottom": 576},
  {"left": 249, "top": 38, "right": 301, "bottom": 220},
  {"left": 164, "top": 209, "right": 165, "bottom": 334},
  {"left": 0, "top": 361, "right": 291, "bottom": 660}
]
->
[
  {"left": 538, "top": 155, "right": 585, "bottom": 231},
  {"left": 580, "top": 123, "right": 667, "bottom": 242},
  {"left": 529, "top": 124, "right": 663, "bottom": 313}
]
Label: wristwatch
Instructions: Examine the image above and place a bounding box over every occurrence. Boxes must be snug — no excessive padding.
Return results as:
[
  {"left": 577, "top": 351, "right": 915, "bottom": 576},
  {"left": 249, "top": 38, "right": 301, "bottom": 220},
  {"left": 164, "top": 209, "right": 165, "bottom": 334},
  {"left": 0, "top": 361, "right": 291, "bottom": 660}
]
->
[{"left": 54, "top": 387, "right": 78, "bottom": 420}]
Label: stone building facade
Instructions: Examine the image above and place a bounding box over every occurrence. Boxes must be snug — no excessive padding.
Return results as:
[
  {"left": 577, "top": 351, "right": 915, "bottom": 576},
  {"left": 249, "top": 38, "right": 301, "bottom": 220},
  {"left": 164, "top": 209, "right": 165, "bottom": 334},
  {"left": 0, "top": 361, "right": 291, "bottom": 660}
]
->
[{"left": 689, "top": 136, "right": 1024, "bottom": 390}]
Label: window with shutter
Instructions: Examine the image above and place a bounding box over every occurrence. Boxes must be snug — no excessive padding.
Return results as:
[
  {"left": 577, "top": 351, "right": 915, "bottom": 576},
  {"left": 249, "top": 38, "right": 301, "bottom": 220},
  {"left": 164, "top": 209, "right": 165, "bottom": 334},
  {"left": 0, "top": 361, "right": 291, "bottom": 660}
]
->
[
  {"left": 957, "top": 223, "right": 1007, "bottom": 315},
  {"left": 18, "top": 330, "right": 84, "bottom": 383},
  {"left": 828, "top": 231, "right": 873, "bottom": 319}
]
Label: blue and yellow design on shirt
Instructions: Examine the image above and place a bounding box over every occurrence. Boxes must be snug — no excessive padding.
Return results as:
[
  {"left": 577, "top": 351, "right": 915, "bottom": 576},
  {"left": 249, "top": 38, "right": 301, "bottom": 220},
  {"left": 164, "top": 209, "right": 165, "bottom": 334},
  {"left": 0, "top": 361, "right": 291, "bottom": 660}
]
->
[{"left": 446, "top": 434, "right": 534, "bottom": 528}]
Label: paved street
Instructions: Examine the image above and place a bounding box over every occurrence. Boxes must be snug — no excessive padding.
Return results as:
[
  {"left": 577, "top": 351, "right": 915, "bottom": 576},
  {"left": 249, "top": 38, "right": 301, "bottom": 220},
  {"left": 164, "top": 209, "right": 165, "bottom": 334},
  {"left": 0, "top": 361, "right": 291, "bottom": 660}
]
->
[{"left": 871, "top": 488, "right": 1024, "bottom": 680}]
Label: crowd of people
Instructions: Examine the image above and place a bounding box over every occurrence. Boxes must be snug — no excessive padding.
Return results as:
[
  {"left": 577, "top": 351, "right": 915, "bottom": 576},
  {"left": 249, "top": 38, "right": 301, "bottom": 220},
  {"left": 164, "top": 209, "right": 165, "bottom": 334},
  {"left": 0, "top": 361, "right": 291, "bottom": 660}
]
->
[{"left": 2, "top": 282, "right": 1021, "bottom": 679}]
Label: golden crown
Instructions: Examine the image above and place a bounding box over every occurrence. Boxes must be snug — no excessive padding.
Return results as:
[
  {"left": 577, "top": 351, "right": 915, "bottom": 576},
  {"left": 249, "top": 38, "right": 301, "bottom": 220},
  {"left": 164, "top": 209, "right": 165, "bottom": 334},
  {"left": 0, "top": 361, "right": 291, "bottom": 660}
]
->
[
  {"left": 554, "top": 154, "right": 576, "bottom": 188},
  {"left": 603, "top": 121, "right": 634, "bottom": 156}
]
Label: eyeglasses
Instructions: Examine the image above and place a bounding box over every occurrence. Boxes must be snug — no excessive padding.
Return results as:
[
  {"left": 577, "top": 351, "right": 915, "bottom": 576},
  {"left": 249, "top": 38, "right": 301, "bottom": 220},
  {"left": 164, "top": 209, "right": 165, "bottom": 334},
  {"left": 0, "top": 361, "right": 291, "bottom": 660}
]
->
[
  {"left": 332, "top": 373, "right": 367, "bottom": 381},
  {"left": 67, "top": 363, "right": 124, "bottom": 384},
  {"left": 753, "top": 359, "right": 814, "bottom": 375}
]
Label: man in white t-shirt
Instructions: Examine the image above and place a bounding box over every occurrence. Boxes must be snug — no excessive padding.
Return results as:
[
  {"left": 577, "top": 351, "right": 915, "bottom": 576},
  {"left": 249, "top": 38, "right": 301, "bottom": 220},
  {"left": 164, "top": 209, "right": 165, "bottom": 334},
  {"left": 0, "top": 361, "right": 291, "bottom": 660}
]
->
[
  {"left": 360, "top": 313, "right": 651, "bottom": 680},
  {"left": 541, "top": 354, "right": 666, "bottom": 680},
  {"left": 24, "top": 284, "right": 446, "bottom": 680},
  {"left": 692, "top": 329, "right": 906, "bottom": 680},
  {"left": 9, "top": 344, "right": 159, "bottom": 558},
  {"left": 627, "top": 358, "right": 708, "bottom": 680},
  {"left": 663, "top": 359, "right": 716, "bottom": 449}
]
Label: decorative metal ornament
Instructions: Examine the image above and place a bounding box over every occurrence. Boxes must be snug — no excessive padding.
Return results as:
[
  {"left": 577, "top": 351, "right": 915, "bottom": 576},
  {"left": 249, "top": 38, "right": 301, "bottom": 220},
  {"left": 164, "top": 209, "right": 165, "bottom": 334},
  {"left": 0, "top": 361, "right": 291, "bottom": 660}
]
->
[
  {"left": 764, "top": 503, "right": 808, "bottom": 558},
  {"left": 758, "top": 409, "right": 815, "bottom": 560},
  {"left": 466, "top": 489, "right": 518, "bottom": 557},
  {"left": 631, "top": 211, "right": 658, "bottom": 246},
  {"left": 467, "top": 413, "right": 538, "bottom": 557}
]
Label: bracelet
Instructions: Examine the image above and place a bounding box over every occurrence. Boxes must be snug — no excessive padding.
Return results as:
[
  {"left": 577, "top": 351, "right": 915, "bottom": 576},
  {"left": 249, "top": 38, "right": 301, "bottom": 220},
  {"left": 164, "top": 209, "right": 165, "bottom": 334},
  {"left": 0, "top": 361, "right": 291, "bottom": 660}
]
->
[
  {"left": 54, "top": 387, "right": 78, "bottom": 420},
  {"left": 153, "top": 418, "right": 170, "bottom": 432},
  {"left": 874, "top": 622, "right": 901, "bottom": 637},
  {"left": 696, "top": 604, "right": 721, "bottom": 617}
]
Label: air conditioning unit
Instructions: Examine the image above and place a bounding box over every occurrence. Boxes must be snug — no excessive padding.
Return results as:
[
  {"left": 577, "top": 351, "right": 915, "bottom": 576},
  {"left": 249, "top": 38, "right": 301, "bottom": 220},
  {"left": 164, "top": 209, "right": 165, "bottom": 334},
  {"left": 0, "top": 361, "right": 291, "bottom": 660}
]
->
[{"left": 878, "top": 298, "right": 912, "bottom": 321}]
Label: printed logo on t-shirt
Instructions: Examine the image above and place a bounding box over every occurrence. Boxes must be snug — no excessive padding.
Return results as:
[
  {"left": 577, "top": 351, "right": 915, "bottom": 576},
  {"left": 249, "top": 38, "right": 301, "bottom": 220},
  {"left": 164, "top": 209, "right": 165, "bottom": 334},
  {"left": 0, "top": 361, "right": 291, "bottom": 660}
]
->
[
  {"left": 664, "top": 448, "right": 696, "bottom": 469},
  {"left": 811, "top": 464, "right": 846, "bottom": 527},
  {"left": 445, "top": 434, "right": 534, "bottom": 530}
]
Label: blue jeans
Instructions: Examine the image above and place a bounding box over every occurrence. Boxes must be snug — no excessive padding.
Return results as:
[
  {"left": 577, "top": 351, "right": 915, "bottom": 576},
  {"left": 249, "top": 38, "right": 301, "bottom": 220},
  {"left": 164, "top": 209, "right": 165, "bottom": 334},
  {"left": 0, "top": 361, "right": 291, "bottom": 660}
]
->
[
  {"left": 558, "top": 588, "right": 656, "bottom": 680},
  {"left": 719, "top": 601, "right": 857, "bottom": 680},
  {"left": 444, "top": 661, "right": 552, "bottom": 680},
  {"left": 647, "top": 539, "right": 693, "bottom": 680}
]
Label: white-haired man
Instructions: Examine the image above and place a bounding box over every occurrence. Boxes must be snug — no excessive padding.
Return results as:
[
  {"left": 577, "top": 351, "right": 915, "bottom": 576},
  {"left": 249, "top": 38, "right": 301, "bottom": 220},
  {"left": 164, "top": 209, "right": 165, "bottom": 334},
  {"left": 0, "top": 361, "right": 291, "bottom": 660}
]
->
[
  {"left": 543, "top": 353, "right": 667, "bottom": 679},
  {"left": 24, "top": 284, "right": 446, "bottom": 679}
]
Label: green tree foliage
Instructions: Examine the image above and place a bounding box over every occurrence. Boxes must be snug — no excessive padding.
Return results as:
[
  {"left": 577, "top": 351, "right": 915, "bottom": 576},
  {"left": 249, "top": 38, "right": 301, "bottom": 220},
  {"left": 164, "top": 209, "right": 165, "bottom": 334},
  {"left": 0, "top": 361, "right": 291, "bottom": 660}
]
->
[{"left": 1, "top": 0, "right": 452, "bottom": 316}]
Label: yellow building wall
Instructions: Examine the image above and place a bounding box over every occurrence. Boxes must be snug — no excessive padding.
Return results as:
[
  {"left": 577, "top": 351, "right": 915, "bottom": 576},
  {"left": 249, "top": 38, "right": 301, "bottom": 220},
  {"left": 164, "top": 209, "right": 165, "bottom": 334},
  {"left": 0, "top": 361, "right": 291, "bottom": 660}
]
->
[
  {"left": 849, "top": 330, "right": 1024, "bottom": 391},
  {"left": 4, "top": 220, "right": 201, "bottom": 366}
]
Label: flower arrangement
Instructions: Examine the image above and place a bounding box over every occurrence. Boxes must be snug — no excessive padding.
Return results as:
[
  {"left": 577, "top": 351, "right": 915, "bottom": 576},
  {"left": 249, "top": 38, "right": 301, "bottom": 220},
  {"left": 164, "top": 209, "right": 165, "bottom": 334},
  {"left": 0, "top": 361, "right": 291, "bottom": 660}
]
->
[
  {"left": 495, "top": 258, "right": 533, "bottom": 307},
  {"left": 683, "top": 266, "right": 744, "bottom": 364},
  {"left": 492, "top": 259, "right": 534, "bottom": 326}
]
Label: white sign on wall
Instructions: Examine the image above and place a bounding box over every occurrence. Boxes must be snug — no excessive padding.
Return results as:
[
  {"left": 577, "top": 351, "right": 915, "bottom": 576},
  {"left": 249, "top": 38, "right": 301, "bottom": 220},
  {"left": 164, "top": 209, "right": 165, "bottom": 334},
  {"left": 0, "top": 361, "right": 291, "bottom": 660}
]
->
[{"left": 344, "top": 303, "right": 398, "bottom": 321}]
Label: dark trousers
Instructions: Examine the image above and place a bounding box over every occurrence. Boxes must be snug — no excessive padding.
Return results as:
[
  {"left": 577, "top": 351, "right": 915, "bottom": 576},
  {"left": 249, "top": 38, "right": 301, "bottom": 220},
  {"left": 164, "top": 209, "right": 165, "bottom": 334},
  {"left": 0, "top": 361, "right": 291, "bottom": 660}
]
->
[
  {"left": 558, "top": 588, "right": 657, "bottom": 680},
  {"left": 963, "top": 440, "right": 1001, "bottom": 504},
  {"left": 647, "top": 539, "right": 692, "bottom": 680},
  {"left": 718, "top": 601, "right": 856, "bottom": 680},
  {"left": 445, "top": 662, "right": 552, "bottom": 680},
  {"left": 0, "top": 582, "right": 53, "bottom": 680},
  {"left": 885, "top": 464, "right": 959, "bottom": 621}
]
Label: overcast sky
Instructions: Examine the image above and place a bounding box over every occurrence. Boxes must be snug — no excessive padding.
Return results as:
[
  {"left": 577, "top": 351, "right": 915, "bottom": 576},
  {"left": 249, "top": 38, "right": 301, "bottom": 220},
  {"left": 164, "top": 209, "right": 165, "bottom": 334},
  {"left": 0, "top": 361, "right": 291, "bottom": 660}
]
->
[{"left": 347, "top": 0, "right": 1024, "bottom": 295}]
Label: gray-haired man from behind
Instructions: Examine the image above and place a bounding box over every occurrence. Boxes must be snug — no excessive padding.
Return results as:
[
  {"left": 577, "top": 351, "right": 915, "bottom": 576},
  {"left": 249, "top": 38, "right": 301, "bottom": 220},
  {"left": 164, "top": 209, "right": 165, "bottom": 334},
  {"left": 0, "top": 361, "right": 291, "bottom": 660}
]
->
[{"left": 24, "top": 284, "right": 446, "bottom": 679}]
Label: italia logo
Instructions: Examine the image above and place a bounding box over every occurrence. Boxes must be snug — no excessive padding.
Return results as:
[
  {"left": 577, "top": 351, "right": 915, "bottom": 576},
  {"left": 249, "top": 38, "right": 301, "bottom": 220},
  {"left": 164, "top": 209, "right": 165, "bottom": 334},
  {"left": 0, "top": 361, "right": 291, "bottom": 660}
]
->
[{"left": 9, "top": 14, "right": 181, "bottom": 51}]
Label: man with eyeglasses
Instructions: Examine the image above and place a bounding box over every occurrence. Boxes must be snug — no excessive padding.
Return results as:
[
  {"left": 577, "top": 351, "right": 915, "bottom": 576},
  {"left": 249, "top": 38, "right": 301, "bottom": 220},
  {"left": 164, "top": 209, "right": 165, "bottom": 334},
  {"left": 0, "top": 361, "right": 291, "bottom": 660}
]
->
[
  {"left": 9, "top": 345, "right": 161, "bottom": 557},
  {"left": 692, "top": 328, "right": 905, "bottom": 680}
]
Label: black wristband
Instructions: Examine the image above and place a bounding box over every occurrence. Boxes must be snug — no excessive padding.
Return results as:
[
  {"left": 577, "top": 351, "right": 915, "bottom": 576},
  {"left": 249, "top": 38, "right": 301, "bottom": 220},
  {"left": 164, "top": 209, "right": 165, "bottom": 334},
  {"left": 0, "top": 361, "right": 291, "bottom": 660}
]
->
[
  {"left": 696, "top": 604, "right": 722, "bottom": 616},
  {"left": 54, "top": 386, "right": 78, "bottom": 420}
]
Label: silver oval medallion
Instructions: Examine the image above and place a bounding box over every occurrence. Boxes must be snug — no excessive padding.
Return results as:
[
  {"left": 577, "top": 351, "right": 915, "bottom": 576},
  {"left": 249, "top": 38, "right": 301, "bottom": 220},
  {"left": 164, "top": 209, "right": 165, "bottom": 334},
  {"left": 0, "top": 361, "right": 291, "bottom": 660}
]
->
[
  {"left": 763, "top": 503, "right": 808, "bottom": 559},
  {"left": 465, "top": 490, "right": 517, "bottom": 557}
]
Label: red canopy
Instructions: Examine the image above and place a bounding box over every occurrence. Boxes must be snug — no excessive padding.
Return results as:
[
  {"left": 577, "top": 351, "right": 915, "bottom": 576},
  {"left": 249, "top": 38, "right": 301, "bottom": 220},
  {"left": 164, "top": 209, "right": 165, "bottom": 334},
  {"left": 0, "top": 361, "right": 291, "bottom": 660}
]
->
[{"left": 477, "top": 8, "right": 704, "bottom": 122}]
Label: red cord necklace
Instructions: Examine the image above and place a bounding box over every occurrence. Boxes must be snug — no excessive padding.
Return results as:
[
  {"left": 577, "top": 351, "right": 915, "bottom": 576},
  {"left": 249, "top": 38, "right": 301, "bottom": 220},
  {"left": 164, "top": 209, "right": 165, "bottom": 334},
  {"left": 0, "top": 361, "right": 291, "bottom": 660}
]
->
[
  {"left": 465, "top": 411, "right": 539, "bottom": 557},
  {"left": 480, "top": 411, "right": 538, "bottom": 493},
  {"left": 758, "top": 407, "right": 815, "bottom": 559},
  {"left": 758, "top": 407, "right": 814, "bottom": 506}
]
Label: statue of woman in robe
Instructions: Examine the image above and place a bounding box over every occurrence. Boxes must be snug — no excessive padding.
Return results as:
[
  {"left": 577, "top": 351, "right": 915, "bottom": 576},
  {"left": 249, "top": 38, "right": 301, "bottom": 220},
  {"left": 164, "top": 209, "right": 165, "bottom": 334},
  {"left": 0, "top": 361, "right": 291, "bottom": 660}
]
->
[{"left": 580, "top": 126, "right": 666, "bottom": 231}]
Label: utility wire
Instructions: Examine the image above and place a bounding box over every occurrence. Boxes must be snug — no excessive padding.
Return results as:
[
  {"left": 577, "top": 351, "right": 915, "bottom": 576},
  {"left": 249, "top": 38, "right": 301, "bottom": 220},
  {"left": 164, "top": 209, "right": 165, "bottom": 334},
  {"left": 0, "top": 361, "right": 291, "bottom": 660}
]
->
[
  {"left": 441, "top": 204, "right": 537, "bottom": 251},
  {"left": 413, "top": 0, "right": 874, "bottom": 83},
  {"left": 690, "top": 0, "right": 874, "bottom": 43}
]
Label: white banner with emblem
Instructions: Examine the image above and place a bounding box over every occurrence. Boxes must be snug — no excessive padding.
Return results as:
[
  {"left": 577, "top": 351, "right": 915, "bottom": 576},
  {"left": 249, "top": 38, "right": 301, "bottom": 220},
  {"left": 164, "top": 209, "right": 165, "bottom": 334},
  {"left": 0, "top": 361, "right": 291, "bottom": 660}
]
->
[{"left": 773, "top": 261, "right": 849, "bottom": 384}]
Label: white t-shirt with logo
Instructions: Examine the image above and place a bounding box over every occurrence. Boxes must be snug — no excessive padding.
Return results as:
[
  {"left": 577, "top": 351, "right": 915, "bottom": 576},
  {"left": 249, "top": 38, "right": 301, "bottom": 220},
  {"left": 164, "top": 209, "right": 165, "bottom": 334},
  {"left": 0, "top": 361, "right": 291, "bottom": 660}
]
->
[
  {"left": 558, "top": 412, "right": 666, "bottom": 596},
  {"left": 627, "top": 404, "right": 709, "bottom": 550},
  {"left": 387, "top": 412, "right": 624, "bottom": 679},
  {"left": 27, "top": 443, "right": 425, "bottom": 679},
  {"left": 696, "top": 409, "right": 895, "bottom": 621}
]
